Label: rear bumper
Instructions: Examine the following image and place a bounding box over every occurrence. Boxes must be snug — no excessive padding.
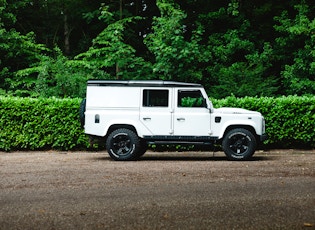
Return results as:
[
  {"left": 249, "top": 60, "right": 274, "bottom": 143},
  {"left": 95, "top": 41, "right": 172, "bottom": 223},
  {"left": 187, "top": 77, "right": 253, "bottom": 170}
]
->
[{"left": 260, "top": 133, "right": 268, "bottom": 142}]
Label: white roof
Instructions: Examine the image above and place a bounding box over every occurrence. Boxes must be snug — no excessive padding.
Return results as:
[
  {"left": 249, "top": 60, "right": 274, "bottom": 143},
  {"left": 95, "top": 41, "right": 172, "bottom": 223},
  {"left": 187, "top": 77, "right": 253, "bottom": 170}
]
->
[{"left": 87, "top": 80, "right": 202, "bottom": 88}]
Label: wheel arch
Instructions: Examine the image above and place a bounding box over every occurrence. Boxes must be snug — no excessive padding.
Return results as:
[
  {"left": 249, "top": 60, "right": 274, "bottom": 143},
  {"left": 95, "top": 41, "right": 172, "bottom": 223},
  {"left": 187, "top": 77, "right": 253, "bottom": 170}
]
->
[
  {"left": 106, "top": 124, "right": 138, "bottom": 137},
  {"left": 220, "top": 125, "right": 258, "bottom": 142}
]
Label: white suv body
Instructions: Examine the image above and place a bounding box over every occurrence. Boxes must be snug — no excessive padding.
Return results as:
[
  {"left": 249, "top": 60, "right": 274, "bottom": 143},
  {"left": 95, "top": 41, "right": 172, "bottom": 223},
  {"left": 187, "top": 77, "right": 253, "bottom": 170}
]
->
[{"left": 81, "top": 80, "right": 267, "bottom": 161}]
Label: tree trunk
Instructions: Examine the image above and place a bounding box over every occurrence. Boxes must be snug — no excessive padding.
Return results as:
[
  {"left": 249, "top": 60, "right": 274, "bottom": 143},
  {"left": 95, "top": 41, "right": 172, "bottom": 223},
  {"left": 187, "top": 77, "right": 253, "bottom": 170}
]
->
[
  {"left": 116, "top": 0, "right": 123, "bottom": 79},
  {"left": 64, "top": 14, "right": 70, "bottom": 55}
]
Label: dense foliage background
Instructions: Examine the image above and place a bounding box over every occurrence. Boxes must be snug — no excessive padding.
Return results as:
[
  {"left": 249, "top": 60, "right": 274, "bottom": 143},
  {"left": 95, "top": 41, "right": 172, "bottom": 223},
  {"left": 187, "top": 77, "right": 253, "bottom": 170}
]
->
[{"left": 1, "top": 0, "right": 314, "bottom": 99}]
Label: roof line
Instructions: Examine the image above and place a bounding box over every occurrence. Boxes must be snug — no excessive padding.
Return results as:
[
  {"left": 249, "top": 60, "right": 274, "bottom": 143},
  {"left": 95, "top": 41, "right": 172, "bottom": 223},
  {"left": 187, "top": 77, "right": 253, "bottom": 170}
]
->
[{"left": 87, "top": 80, "right": 202, "bottom": 87}]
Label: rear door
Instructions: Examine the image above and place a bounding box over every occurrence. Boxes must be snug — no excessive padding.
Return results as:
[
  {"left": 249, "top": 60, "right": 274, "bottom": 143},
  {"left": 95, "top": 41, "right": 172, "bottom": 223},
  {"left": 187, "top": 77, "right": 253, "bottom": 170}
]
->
[{"left": 140, "top": 88, "right": 173, "bottom": 135}]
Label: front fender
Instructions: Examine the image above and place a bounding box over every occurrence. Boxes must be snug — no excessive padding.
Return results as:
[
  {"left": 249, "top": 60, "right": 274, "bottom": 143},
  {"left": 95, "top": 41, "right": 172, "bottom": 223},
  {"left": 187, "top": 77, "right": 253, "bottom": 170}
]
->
[{"left": 218, "top": 119, "right": 261, "bottom": 139}]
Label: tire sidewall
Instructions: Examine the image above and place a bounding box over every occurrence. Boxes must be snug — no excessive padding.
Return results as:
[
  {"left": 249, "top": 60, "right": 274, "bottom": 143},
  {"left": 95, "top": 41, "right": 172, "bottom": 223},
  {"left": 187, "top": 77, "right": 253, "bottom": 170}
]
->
[
  {"left": 222, "top": 128, "right": 257, "bottom": 161},
  {"left": 106, "top": 128, "right": 140, "bottom": 161}
]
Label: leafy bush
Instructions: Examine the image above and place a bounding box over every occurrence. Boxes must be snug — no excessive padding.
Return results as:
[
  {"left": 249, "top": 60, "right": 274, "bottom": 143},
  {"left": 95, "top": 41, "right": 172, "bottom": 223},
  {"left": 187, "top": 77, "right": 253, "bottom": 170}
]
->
[
  {"left": 0, "top": 96, "right": 314, "bottom": 151},
  {"left": 0, "top": 97, "right": 88, "bottom": 151}
]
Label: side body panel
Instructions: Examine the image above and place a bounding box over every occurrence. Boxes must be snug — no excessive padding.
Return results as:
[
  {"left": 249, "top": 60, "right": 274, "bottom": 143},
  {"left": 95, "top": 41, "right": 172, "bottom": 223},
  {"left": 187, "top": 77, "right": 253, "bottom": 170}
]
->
[
  {"left": 84, "top": 86, "right": 144, "bottom": 136},
  {"left": 210, "top": 111, "right": 265, "bottom": 139}
]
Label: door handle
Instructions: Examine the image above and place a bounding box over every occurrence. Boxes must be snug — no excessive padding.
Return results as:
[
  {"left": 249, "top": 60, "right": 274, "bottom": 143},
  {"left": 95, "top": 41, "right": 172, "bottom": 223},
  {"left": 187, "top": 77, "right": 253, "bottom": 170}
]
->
[
  {"left": 143, "top": 117, "right": 151, "bottom": 121},
  {"left": 177, "top": 118, "right": 185, "bottom": 121}
]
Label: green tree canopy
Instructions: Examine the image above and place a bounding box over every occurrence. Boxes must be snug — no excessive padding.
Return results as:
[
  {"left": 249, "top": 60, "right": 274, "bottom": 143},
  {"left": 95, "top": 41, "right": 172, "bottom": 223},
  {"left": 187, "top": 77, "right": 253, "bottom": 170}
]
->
[{"left": 0, "top": 0, "right": 314, "bottom": 98}]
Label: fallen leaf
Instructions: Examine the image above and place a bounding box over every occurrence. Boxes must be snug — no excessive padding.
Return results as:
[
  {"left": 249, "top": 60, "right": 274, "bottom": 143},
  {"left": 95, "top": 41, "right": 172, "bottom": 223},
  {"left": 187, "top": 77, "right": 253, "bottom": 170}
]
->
[{"left": 303, "top": 223, "right": 314, "bottom": 227}]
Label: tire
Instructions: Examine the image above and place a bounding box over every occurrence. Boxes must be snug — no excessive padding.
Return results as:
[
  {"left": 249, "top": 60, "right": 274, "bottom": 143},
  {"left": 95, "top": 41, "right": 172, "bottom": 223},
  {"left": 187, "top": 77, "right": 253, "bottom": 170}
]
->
[
  {"left": 106, "top": 128, "right": 141, "bottom": 161},
  {"left": 79, "top": 98, "right": 86, "bottom": 128},
  {"left": 222, "top": 128, "right": 257, "bottom": 161}
]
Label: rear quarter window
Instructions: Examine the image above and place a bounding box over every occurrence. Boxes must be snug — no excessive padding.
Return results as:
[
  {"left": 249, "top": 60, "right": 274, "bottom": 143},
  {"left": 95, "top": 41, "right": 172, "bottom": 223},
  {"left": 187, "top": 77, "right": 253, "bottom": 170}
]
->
[{"left": 143, "top": 89, "right": 169, "bottom": 107}]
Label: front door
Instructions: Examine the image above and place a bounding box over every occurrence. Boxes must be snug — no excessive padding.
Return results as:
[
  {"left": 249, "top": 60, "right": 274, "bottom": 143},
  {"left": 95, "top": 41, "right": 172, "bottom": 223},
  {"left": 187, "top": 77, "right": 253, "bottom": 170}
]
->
[{"left": 173, "top": 89, "right": 211, "bottom": 136}]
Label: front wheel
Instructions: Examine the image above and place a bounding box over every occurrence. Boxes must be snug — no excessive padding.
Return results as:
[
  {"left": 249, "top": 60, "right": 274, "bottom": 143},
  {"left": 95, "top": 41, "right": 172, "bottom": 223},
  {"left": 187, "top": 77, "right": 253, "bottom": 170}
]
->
[
  {"left": 106, "top": 128, "right": 141, "bottom": 161},
  {"left": 222, "top": 128, "right": 257, "bottom": 161}
]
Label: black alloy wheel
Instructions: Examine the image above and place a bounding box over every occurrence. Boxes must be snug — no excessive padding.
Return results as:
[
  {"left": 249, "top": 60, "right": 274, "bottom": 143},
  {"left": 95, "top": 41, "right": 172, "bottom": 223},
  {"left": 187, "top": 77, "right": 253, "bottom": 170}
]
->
[
  {"left": 106, "top": 128, "right": 141, "bottom": 161},
  {"left": 222, "top": 128, "right": 257, "bottom": 160}
]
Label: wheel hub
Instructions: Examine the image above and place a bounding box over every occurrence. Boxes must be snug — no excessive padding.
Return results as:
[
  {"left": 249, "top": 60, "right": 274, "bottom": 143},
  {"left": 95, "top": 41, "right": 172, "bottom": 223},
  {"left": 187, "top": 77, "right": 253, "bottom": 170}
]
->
[{"left": 231, "top": 136, "right": 248, "bottom": 154}]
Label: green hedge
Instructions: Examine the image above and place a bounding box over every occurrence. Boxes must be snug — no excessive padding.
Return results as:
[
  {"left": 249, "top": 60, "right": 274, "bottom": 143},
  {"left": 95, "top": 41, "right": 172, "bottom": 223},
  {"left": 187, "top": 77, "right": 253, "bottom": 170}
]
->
[
  {"left": 0, "top": 97, "right": 88, "bottom": 151},
  {"left": 0, "top": 96, "right": 314, "bottom": 151}
]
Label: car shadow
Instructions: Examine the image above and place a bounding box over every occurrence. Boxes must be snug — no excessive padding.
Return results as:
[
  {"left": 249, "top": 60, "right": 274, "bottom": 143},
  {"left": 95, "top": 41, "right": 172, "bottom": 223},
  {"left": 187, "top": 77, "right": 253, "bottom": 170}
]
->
[
  {"left": 139, "top": 155, "right": 270, "bottom": 162},
  {"left": 91, "top": 152, "right": 271, "bottom": 162}
]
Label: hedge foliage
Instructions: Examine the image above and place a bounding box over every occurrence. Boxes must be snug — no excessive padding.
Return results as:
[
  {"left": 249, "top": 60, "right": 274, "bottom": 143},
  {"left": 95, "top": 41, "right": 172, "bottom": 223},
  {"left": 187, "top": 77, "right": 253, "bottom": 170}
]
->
[
  {"left": 0, "top": 95, "right": 314, "bottom": 151},
  {"left": 0, "top": 97, "right": 88, "bottom": 151}
]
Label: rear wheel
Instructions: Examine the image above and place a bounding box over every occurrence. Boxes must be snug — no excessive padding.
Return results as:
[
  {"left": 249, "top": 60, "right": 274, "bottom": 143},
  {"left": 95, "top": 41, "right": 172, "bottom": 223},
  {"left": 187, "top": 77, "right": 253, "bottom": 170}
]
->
[
  {"left": 222, "top": 128, "right": 257, "bottom": 161},
  {"left": 106, "top": 128, "right": 141, "bottom": 161}
]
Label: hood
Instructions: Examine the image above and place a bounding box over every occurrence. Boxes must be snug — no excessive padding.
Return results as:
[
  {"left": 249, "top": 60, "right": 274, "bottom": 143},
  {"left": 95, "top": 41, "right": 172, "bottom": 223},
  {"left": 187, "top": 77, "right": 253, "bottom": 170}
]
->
[{"left": 214, "top": 107, "right": 261, "bottom": 115}]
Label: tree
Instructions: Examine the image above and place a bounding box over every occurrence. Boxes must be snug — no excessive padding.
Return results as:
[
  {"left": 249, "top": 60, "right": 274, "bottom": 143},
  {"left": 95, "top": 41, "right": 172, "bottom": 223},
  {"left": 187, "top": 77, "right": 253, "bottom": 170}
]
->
[
  {"left": 16, "top": 47, "right": 104, "bottom": 98},
  {"left": 144, "top": 0, "right": 278, "bottom": 98},
  {"left": 0, "top": 0, "right": 47, "bottom": 96},
  {"left": 144, "top": 0, "right": 203, "bottom": 82},
  {"left": 204, "top": 24, "right": 278, "bottom": 98},
  {"left": 274, "top": 2, "right": 315, "bottom": 95},
  {"left": 1, "top": 0, "right": 315, "bottom": 98},
  {"left": 14, "top": 0, "right": 103, "bottom": 56},
  {"left": 75, "top": 15, "right": 153, "bottom": 80},
  {"left": 13, "top": 1, "right": 156, "bottom": 97}
]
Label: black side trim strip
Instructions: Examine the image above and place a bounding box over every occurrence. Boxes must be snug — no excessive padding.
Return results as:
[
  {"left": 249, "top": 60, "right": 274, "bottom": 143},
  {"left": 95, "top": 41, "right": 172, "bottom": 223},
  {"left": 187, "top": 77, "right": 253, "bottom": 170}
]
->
[{"left": 143, "top": 135, "right": 218, "bottom": 142}]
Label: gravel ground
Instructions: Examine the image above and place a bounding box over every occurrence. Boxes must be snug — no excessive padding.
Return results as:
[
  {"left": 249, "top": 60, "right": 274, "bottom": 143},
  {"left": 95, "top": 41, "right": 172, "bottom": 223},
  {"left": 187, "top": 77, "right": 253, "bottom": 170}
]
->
[{"left": 0, "top": 149, "right": 314, "bottom": 230}]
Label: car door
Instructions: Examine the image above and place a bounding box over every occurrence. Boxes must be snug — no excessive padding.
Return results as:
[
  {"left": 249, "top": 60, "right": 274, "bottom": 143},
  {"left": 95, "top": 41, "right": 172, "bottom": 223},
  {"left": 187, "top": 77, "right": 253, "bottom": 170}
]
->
[
  {"left": 173, "top": 89, "right": 211, "bottom": 136},
  {"left": 140, "top": 88, "right": 173, "bottom": 135}
]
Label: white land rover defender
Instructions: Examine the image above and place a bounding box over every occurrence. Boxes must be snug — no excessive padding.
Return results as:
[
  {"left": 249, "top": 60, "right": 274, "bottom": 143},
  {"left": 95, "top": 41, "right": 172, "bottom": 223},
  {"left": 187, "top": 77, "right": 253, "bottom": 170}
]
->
[{"left": 80, "top": 80, "right": 267, "bottom": 161}]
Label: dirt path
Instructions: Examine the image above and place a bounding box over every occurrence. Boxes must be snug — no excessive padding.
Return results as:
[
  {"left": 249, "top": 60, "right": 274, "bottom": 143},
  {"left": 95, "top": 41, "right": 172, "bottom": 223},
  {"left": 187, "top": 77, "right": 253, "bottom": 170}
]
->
[{"left": 0, "top": 150, "right": 314, "bottom": 229}]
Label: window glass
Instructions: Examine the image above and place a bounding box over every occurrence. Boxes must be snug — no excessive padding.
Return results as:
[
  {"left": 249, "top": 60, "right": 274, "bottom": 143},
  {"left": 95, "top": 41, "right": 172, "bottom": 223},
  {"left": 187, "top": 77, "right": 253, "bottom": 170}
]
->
[
  {"left": 178, "top": 90, "right": 205, "bottom": 108},
  {"left": 143, "top": 89, "right": 169, "bottom": 107}
]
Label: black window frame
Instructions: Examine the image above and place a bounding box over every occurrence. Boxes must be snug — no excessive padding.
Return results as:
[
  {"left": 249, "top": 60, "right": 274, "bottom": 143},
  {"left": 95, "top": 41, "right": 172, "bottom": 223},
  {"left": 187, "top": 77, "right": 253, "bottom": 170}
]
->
[
  {"left": 142, "top": 89, "right": 169, "bottom": 107},
  {"left": 177, "top": 90, "right": 206, "bottom": 108}
]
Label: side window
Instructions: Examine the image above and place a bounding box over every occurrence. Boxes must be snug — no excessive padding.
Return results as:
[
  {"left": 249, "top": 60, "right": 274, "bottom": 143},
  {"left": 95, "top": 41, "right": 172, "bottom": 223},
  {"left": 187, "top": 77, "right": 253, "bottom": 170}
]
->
[
  {"left": 143, "top": 89, "right": 169, "bottom": 107},
  {"left": 178, "top": 90, "right": 206, "bottom": 108}
]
